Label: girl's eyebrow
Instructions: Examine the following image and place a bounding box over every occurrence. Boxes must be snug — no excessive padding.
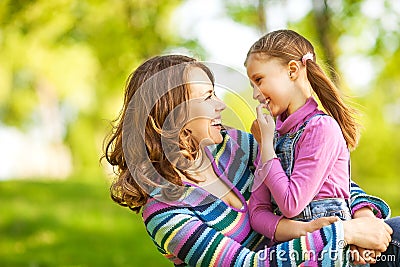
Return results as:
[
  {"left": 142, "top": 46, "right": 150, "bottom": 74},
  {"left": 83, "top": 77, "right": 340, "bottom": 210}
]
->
[{"left": 250, "top": 73, "right": 261, "bottom": 80}]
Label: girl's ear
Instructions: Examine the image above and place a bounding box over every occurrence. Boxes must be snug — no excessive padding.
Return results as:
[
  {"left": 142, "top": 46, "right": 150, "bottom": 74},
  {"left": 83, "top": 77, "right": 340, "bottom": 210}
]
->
[{"left": 287, "top": 60, "right": 300, "bottom": 80}]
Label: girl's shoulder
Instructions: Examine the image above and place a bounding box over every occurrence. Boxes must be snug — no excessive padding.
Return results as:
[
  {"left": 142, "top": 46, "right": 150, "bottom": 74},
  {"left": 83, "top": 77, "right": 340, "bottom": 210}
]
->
[
  {"left": 305, "top": 113, "right": 342, "bottom": 133},
  {"left": 301, "top": 114, "right": 346, "bottom": 145}
]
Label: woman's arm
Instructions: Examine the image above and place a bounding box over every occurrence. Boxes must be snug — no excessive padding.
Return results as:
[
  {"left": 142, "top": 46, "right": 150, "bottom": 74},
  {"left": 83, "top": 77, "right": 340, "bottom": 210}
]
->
[
  {"left": 143, "top": 199, "right": 349, "bottom": 266},
  {"left": 350, "top": 180, "right": 391, "bottom": 219},
  {"left": 348, "top": 182, "right": 392, "bottom": 265}
]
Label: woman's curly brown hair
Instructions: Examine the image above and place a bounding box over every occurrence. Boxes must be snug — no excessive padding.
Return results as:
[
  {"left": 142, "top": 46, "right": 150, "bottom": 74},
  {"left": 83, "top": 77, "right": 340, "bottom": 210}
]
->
[{"left": 102, "top": 55, "right": 214, "bottom": 213}]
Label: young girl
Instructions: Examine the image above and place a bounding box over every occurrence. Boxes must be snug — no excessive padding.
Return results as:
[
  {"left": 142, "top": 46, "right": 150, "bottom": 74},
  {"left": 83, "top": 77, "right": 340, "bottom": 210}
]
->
[{"left": 245, "top": 29, "right": 386, "bottom": 245}]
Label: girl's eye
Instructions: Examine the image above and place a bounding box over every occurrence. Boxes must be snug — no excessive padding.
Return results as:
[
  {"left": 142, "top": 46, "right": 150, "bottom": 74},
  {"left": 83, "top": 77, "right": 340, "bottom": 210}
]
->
[{"left": 255, "top": 78, "right": 262, "bottom": 84}]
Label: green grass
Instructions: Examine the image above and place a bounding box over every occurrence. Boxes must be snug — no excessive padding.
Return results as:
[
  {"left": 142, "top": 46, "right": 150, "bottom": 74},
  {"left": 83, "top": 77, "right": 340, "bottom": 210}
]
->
[
  {"left": 0, "top": 178, "right": 170, "bottom": 267},
  {"left": 1, "top": 176, "right": 398, "bottom": 267},
  {"left": 354, "top": 178, "right": 400, "bottom": 217}
]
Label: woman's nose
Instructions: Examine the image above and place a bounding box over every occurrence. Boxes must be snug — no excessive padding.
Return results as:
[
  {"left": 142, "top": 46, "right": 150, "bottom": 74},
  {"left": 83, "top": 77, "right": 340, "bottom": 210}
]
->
[
  {"left": 252, "top": 86, "right": 260, "bottom": 100},
  {"left": 215, "top": 97, "right": 226, "bottom": 112}
]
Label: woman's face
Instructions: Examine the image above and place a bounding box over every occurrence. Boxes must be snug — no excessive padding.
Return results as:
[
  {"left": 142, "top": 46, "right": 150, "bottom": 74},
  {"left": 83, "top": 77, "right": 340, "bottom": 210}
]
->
[{"left": 185, "top": 67, "right": 226, "bottom": 145}]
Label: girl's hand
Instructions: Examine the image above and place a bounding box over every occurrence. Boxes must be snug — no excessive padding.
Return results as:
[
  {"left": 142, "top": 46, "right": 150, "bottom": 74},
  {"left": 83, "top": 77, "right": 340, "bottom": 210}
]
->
[
  {"left": 250, "top": 119, "right": 262, "bottom": 145},
  {"left": 304, "top": 216, "right": 340, "bottom": 234},
  {"left": 254, "top": 103, "right": 275, "bottom": 141},
  {"left": 343, "top": 217, "right": 392, "bottom": 252},
  {"left": 253, "top": 104, "right": 276, "bottom": 163},
  {"left": 274, "top": 216, "right": 339, "bottom": 242}
]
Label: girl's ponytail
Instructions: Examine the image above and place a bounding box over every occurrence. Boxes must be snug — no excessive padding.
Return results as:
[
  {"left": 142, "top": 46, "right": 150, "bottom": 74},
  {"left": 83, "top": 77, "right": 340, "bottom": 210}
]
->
[{"left": 306, "top": 60, "right": 360, "bottom": 150}]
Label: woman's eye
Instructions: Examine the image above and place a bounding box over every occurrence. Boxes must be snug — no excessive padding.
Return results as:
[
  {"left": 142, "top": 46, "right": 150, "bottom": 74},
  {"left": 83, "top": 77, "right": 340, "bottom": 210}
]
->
[
  {"left": 205, "top": 91, "right": 217, "bottom": 100},
  {"left": 255, "top": 78, "right": 261, "bottom": 84}
]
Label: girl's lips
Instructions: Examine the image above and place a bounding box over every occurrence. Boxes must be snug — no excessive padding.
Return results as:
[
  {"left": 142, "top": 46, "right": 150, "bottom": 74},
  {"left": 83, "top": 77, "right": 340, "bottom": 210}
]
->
[{"left": 259, "top": 97, "right": 270, "bottom": 105}]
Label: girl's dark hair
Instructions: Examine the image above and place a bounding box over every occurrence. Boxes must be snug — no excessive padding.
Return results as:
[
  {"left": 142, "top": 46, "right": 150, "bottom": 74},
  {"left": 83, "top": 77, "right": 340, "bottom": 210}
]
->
[
  {"left": 245, "top": 29, "right": 360, "bottom": 150},
  {"left": 103, "top": 55, "right": 214, "bottom": 213}
]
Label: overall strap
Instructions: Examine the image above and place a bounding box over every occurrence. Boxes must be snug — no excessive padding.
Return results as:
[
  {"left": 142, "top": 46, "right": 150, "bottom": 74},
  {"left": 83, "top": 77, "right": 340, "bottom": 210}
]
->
[{"left": 298, "top": 113, "right": 328, "bottom": 131}]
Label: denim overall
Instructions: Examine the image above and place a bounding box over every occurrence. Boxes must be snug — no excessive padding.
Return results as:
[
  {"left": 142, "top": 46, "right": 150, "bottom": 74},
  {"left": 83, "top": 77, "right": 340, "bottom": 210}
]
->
[{"left": 271, "top": 114, "right": 352, "bottom": 222}]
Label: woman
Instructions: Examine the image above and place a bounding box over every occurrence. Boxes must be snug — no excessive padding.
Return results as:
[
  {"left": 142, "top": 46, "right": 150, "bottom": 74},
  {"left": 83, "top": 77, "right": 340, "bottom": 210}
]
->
[{"left": 104, "top": 54, "right": 396, "bottom": 266}]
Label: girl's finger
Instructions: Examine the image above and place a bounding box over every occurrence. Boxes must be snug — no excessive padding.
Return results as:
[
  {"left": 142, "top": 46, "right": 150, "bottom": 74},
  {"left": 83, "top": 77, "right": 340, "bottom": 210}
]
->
[{"left": 256, "top": 104, "right": 267, "bottom": 122}]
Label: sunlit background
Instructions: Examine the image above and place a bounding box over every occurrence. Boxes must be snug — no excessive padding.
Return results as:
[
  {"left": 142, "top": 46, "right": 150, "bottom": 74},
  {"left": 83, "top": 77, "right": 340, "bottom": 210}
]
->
[{"left": 1, "top": 0, "right": 399, "bottom": 266}]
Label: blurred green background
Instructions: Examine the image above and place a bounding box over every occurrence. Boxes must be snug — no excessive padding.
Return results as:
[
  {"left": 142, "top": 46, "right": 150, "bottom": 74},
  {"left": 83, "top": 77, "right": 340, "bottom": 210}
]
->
[{"left": 1, "top": 0, "right": 399, "bottom": 266}]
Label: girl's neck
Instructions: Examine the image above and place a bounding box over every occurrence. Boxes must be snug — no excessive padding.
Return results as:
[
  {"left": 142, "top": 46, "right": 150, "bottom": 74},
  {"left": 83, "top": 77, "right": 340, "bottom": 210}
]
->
[
  {"left": 287, "top": 96, "right": 309, "bottom": 115},
  {"left": 287, "top": 88, "right": 312, "bottom": 115}
]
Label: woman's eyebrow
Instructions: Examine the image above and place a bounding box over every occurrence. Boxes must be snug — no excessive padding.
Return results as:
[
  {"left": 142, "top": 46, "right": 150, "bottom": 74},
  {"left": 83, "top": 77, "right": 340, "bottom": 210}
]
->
[{"left": 201, "top": 89, "right": 214, "bottom": 96}]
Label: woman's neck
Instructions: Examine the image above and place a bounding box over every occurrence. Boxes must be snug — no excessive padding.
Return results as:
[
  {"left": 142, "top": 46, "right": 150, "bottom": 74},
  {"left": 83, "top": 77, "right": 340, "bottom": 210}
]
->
[{"left": 188, "top": 149, "right": 212, "bottom": 175}]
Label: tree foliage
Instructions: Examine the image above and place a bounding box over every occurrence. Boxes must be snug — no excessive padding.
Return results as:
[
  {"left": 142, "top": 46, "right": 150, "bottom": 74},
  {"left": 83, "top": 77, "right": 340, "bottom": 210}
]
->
[
  {"left": 0, "top": 0, "right": 183, "bottom": 176},
  {"left": 1, "top": 1, "right": 399, "bottom": 214}
]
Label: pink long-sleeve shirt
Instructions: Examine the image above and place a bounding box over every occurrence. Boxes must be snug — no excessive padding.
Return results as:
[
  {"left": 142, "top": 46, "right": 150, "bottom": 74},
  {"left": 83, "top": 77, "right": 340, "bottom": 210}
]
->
[{"left": 249, "top": 97, "right": 350, "bottom": 240}]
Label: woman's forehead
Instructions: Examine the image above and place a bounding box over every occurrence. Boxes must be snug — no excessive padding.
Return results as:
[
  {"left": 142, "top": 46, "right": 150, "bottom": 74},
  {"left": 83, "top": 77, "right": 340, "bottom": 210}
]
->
[
  {"left": 187, "top": 67, "right": 211, "bottom": 83},
  {"left": 187, "top": 67, "right": 213, "bottom": 97}
]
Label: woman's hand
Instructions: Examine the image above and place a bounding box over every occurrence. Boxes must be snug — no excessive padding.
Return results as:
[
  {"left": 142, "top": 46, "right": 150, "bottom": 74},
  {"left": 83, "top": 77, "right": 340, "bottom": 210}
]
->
[
  {"left": 251, "top": 104, "right": 276, "bottom": 163},
  {"left": 343, "top": 217, "right": 392, "bottom": 252},
  {"left": 350, "top": 207, "right": 383, "bottom": 264},
  {"left": 353, "top": 206, "right": 375, "bottom": 218},
  {"left": 349, "top": 245, "right": 381, "bottom": 265}
]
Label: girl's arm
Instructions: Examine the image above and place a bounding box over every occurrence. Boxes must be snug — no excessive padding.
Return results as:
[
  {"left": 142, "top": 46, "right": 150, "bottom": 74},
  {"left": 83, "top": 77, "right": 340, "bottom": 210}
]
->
[
  {"left": 143, "top": 199, "right": 349, "bottom": 266},
  {"left": 259, "top": 116, "right": 348, "bottom": 218},
  {"left": 248, "top": 179, "right": 284, "bottom": 241},
  {"left": 249, "top": 180, "right": 344, "bottom": 243}
]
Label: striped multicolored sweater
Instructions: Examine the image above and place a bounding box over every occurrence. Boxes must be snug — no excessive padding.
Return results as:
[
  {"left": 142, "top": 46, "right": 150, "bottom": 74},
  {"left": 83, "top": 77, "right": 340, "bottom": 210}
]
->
[{"left": 142, "top": 129, "right": 390, "bottom": 266}]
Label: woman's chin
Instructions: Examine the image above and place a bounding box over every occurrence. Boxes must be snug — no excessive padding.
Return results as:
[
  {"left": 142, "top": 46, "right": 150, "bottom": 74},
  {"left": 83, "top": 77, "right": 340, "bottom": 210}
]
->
[
  {"left": 199, "top": 135, "right": 223, "bottom": 147},
  {"left": 211, "top": 133, "right": 224, "bottom": 144}
]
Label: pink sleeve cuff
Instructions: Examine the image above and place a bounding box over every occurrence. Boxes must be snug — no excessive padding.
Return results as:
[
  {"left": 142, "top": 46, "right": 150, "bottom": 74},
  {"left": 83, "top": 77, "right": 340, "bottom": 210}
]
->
[
  {"left": 255, "top": 158, "right": 279, "bottom": 180},
  {"left": 270, "top": 215, "right": 285, "bottom": 243},
  {"left": 352, "top": 203, "right": 383, "bottom": 219}
]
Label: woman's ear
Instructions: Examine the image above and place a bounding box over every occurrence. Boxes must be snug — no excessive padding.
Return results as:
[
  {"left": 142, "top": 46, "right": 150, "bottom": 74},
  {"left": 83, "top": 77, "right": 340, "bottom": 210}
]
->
[{"left": 287, "top": 60, "right": 300, "bottom": 80}]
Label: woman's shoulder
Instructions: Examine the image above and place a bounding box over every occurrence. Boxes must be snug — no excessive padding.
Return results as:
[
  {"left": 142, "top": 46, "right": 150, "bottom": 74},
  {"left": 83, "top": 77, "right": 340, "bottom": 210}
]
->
[
  {"left": 222, "top": 127, "right": 251, "bottom": 137},
  {"left": 142, "top": 196, "right": 193, "bottom": 224},
  {"left": 221, "top": 128, "right": 255, "bottom": 146}
]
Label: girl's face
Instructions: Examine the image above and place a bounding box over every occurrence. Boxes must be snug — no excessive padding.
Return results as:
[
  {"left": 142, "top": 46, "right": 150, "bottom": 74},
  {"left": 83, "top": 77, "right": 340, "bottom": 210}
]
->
[
  {"left": 185, "top": 67, "right": 226, "bottom": 145},
  {"left": 246, "top": 54, "right": 298, "bottom": 116}
]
